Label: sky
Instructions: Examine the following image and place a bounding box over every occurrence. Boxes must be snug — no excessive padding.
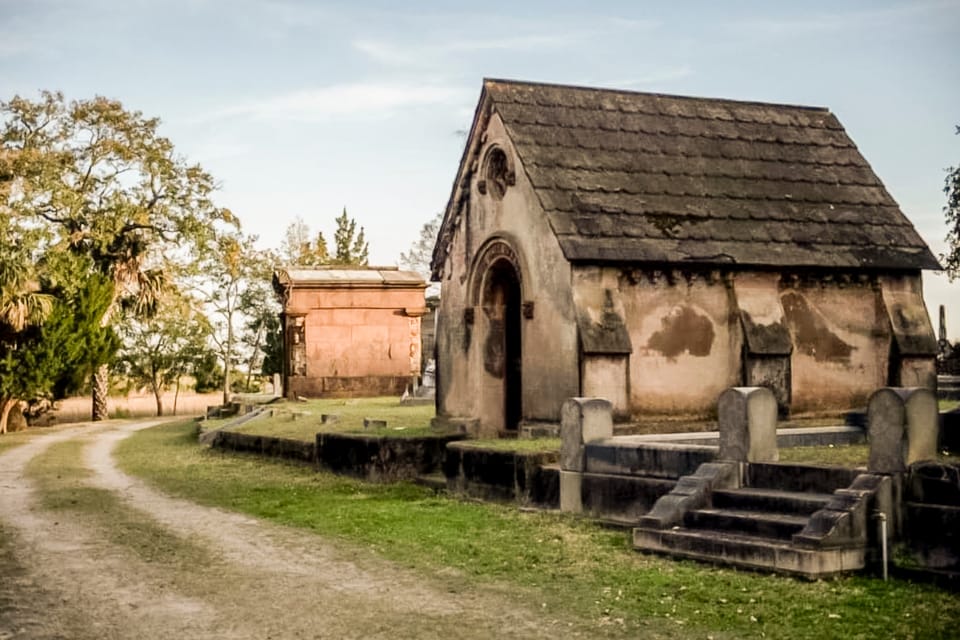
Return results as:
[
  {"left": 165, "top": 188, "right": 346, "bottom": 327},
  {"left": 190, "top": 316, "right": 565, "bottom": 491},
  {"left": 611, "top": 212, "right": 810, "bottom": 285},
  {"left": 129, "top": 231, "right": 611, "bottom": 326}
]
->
[{"left": 1, "top": 0, "right": 959, "bottom": 335}]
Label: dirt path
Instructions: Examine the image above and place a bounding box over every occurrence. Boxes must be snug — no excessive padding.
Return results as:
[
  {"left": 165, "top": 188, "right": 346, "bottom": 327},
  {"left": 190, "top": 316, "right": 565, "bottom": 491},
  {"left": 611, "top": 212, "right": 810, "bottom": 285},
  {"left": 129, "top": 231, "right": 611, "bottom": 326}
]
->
[{"left": 0, "top": 421, "right": 574, "bottom": 639}]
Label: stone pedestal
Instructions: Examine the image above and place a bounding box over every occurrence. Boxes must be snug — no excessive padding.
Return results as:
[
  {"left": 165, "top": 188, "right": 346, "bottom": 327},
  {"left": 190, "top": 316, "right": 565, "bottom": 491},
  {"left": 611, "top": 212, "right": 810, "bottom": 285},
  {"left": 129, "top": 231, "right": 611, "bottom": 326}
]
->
[
  {"left": 717, "top": 387, "right": 778, "bottom": 462},
  {"left": 559, "top": 397, "right": 613, "bottom": 513},
  {"left": 867, "top": 387, "right": 938, "bottom": 472}
]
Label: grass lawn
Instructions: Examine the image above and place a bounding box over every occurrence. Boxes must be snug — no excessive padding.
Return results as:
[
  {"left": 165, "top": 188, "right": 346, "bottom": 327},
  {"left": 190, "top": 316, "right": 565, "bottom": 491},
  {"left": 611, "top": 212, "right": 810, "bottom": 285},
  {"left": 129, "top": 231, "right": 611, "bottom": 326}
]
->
[
  {"left": 778, "top": 444, "right": 872, "bottom": 467},
  {"left": 458, "top": 437, "right": 562, "bottom": 453},
  {"left": 116, "top": 420, "right": 960, "bottom": 639},
  {"left": 224, "top": 397, "right": 436, "bottom": 440}
]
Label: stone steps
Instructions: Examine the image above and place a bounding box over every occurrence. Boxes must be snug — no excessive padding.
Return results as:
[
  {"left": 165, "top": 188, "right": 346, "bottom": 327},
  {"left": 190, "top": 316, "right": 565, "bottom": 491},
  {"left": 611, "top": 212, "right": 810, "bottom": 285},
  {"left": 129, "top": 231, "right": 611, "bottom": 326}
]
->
[
  {"left": 633, "top": 526, "right": 866, "bottom": 578},
  {"left": 712, "top": 487, "right": 834, "bottom": 515},
  {"left": 685, "top": 508, "right": 809, "bottom": 540},
  {"left": 632, "top": 461, "right": 867, "bottom": 577}
]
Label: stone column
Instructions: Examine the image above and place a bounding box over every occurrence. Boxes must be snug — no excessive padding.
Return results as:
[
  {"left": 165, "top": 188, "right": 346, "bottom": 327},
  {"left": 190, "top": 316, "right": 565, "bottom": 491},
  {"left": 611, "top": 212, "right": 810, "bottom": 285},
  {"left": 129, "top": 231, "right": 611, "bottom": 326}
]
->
[
  {"left": 559, "top": 398, "right": 613, "bottom": 513},
  {"left": 717, "top": 387, "right": 778, "bottom": 463},
  {"left": 867, "top": 387, "right": 938, "bottom": 472}
]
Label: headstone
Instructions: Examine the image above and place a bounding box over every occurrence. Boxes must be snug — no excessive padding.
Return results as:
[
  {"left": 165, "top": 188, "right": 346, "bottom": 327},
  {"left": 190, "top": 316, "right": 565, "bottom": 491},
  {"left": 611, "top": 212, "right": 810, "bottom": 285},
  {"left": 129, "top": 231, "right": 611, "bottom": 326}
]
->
[
  {"left": 717, "top": 387, "right": 778, "bottom": 462},
  {"left": 560, "top": 397, "right": 613, "bottom": 472},
  {"left": 321, "top": 414, "right": 340, "bottom": 424},
  {"left": 559, "top": 398, "right": 612, "bottom": 514},
  {"left": 868, "top": 387, "right": 938, "bottom": 472}
]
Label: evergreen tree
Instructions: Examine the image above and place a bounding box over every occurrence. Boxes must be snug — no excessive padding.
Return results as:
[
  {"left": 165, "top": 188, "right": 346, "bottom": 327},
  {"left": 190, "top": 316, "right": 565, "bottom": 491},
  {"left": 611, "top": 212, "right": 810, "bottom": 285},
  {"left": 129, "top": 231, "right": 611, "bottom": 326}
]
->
[{"left": 332, "top": 208, "right": 369, "bottom": 265}]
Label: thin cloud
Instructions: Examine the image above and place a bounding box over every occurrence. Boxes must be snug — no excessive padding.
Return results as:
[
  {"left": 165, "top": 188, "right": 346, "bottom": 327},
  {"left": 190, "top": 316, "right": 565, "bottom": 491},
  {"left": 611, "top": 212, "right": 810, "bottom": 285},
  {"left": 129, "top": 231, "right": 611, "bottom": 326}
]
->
[
  {"left": 602, "top": 66, "right": 695, "bottom": 89},
  {"left": 352, "top": 18, "right": 659, "bottom": 68},
  {"left": 205, "top": 82, "right": 471, "bottom": 122},
  {"left": 353, "top": 32, "right": 584, "bottom": 67}
]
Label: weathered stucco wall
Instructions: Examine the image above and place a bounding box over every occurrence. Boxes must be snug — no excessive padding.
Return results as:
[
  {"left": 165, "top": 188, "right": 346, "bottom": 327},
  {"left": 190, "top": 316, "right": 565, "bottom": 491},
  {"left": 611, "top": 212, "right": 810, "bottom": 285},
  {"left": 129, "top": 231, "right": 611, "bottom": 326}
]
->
[
  {"left": 574, "top": 267, "right": 741, "bottom": 419},
  {"left": 436, "top": 112, "right": 578, "bottom": 436},
  {"left": 285, "top": 286, "right": 424, "bottom": 398},
  {"left": 570, "top": 269, "right": 934, "bottom": 420},
  {"left": 781, "top": 275, "right": 890, "bottom": 413}
]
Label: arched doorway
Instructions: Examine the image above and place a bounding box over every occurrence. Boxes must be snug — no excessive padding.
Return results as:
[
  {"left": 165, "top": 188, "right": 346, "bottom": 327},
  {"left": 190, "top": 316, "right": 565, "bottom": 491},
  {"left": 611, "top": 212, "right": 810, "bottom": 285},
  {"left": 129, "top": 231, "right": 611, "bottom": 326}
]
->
[{"left": 482, "top": 259, "right": 523, "bottom": 432}]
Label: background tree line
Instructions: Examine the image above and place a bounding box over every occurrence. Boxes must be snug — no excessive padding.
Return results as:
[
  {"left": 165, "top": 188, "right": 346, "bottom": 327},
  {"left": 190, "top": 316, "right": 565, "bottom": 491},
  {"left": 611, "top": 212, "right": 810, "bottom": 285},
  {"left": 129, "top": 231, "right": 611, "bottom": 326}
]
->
[{"left": 0, "top": 91, "right": 373, "bottom": 432}]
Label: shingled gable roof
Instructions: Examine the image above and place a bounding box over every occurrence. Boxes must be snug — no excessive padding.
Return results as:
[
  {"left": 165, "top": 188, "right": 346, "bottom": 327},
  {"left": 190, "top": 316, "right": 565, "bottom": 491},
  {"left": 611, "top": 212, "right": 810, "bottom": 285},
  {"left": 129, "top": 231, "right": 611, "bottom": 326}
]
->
[{"left": 432, "top": 79, "right": 939, "bottom": 275}]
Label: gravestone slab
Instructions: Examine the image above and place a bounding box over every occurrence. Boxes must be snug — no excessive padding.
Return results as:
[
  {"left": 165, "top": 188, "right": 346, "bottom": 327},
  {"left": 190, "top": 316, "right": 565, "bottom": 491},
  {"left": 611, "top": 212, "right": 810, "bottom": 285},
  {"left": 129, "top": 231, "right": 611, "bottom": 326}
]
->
[
  {"left": 717, "top": 387, "right": 778, "bottom": 462},
  {"left": 560, "top": 397, "right": 613, "bottom": 472},
  {"left": 868, "top": 387, "right": 938, "bottom": 472}
]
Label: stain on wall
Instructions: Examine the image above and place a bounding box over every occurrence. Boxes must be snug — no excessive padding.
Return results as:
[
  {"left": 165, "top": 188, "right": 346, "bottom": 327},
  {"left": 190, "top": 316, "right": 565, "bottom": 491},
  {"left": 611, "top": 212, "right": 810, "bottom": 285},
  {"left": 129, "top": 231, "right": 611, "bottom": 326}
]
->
[
  {"left": 781, "top": 291, "right": 854, "bottom": 363},
  {"left": 646, "top": 306, "right": 715, "bottom": 360},
  {"left": 483, "top": 318, "right": 505, "bottom": 378}
]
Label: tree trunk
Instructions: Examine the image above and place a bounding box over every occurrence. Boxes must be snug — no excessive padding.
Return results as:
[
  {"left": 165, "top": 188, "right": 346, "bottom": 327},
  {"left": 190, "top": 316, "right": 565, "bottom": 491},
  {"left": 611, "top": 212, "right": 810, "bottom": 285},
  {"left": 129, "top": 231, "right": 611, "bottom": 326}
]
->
[
  {"left": 0, "top": 397, "right": 16, "bottom": 435},
  {"left": 173, "top": 377, "right": 181, "bottom": 415},
  {"left": 92, "top": 364, "right": 109, "bottom": 421},
  {"left": 153, "top": 383, "right": 164, "bottom": 417},
  {"left": 222, "top": 316, "right": 234, "bottom": 405}
]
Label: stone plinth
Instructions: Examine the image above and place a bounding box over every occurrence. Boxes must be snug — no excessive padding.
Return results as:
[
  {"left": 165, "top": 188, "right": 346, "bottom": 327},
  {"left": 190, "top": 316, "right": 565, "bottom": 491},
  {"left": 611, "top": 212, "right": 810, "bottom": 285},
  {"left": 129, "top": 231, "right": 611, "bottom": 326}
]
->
[
  {"left": 717, "top": 387, "right": 778, "bottom": 463},
  {"left": 560, "top": 398, "right": 613, "bottom": 472}
]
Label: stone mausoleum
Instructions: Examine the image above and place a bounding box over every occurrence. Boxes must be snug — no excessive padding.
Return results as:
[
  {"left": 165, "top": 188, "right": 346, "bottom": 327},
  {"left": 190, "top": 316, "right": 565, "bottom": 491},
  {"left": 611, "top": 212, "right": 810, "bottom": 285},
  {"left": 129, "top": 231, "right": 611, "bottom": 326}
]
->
[
  {"left": 431, "top": 79, "right": 940, "bottom": 437},
  {"left": 273, "top": 267, "right": 427, "bottom": 398}
]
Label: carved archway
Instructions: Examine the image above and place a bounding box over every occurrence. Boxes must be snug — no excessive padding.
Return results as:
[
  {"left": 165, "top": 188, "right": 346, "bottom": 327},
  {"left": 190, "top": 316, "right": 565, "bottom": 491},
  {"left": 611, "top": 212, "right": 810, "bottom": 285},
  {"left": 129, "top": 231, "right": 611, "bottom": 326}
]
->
[{"left": 469, "top": 237, "right": 525, "bottom": 432}]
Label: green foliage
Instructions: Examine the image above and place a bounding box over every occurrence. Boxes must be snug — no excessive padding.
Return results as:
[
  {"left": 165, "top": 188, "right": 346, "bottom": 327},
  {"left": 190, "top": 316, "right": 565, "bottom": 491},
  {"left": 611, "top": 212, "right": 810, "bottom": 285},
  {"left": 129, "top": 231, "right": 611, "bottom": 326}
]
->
[
  {"left": 259, "top": 313, "right": 283, "bottom": 378},
  {"left": 2, "top": 90, "right": 236, "bottom": 419},
  {"left": 280, "top": 216, "right": 329, "bottom": 266},
  {"left": 115, "top": 293, "right": 211, "bottom": 415},
  {"left": 192, "top": 352, "right": 223, "bottom": 394},
  {"left": 332, "top": 208, "right": 369, "bottom": 265},
  {"left": 0, "top": 271, "right": 117, "bottom": 409},
  {"left": 279, "top": 209, "right": 370, "bottom": 267},
  {"left": 944, "top": 125, "right": 960, "bottom": 278}
]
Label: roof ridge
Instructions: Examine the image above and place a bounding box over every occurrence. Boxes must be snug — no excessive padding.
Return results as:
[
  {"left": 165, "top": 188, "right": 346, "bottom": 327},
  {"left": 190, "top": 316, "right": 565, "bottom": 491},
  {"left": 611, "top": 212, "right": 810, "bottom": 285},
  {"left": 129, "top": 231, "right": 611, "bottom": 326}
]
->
[{"left": 483, "top": 77, "right": 832, "bottom": 114}]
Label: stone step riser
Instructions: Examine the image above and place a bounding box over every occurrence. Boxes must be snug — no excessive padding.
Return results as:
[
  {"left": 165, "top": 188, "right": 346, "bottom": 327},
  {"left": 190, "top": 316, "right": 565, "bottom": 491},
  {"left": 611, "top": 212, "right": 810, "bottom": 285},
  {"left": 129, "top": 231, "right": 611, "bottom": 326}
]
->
[
  {"left": 684, "top": 509, "right": 808, "bottom": 540},
  {"left": 633, "top": 527, "right": 866, "bottom": 578},
  {"left": 711, "top": 490, "right": 831, "bottom": 515},
  {"left": 746, "top": 462, "right": 861, "bottom": 494}
]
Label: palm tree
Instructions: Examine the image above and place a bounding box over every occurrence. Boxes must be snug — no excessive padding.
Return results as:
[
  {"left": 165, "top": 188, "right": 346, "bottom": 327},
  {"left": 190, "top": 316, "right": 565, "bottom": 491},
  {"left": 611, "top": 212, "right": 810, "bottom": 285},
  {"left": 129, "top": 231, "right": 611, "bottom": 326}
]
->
[{"left": 0, "top": 259, "right": 55, "bottom": 433}]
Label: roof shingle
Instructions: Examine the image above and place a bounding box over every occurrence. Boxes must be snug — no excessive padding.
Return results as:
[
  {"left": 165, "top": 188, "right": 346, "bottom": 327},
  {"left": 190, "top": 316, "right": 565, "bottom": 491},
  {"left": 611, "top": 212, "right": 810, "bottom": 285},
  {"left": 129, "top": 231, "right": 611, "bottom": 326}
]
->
[{"left": 481, "top": 79, "right": 939, "bottom": 270}]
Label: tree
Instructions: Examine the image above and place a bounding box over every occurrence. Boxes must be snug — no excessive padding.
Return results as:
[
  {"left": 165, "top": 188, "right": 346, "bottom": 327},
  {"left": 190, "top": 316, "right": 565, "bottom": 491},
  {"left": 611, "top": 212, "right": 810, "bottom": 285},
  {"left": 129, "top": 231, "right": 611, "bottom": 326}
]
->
[
  {"left": 238, "top": 271, "right": 280, "bottom": 391},
  {"left": 280, "top": 216, "right": 329, "bottom": 266},
  {"left": 0, "top": 271, "right": 117, "bottom": 433},
  {"left": 944, "top": 125, "right": 960, "bottom": 279},
  {"left": 115, "top": 293, "right": 210, "bottom": 416},
  {"left": 259, "top": 312, "right": 283, "bottom": 380},
  {"left": 332, "top": 208, "right": 369, "bottom": 265},
  {"left": 193, "top": 229, "right": 273, "bottom": 405},
  {"left": 1, "top": 91, "right": 232, "bottom": 420},
  {"left": 399, "top": 211, "right": 442, "bottom": 294}
]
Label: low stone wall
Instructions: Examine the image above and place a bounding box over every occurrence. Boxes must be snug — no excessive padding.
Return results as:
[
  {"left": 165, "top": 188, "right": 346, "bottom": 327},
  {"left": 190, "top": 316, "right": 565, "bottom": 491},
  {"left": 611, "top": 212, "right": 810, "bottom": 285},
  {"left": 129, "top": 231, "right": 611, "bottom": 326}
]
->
[
  {"left": 900, "top": 461, "right": 960, "bottom": 576},
  {"left": 443, "top": 443, "right": 559, "bottom": 507},
  {"left": 208, "top": 431, "right": 316, "bottom": 464},
  {"left": 317, "top": 432, "right": 466, "bottom": 483}
]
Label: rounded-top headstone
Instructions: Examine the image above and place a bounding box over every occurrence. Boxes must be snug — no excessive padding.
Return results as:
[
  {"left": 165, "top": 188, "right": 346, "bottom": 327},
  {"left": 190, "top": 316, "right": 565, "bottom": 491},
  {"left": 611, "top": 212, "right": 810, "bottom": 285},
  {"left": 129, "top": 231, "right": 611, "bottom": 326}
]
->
[
  {"left": 867, "top": 387, "right": 937, "bottom": 472},
  {"left": 718, "top": 387, "right": 778, "bottom": 462}
]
